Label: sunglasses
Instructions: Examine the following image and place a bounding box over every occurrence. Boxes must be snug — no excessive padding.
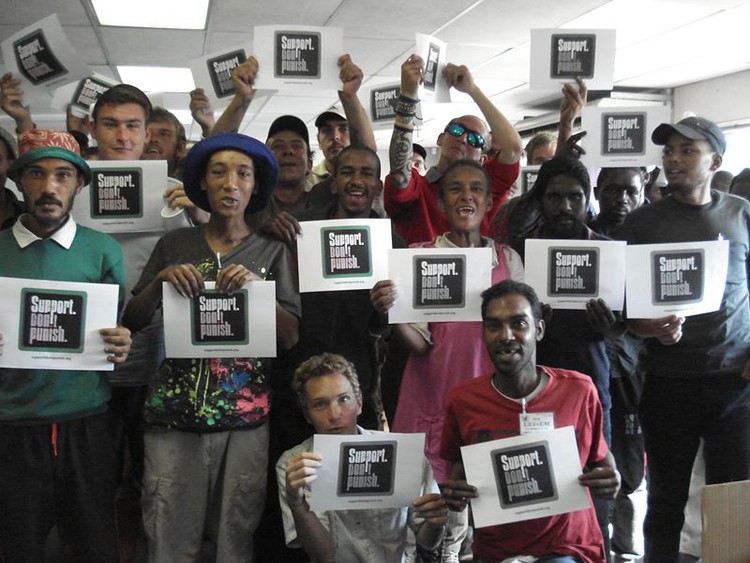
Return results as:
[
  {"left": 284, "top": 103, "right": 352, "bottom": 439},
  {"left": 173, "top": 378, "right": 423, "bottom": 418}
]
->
[{"left": 444, "top": 122, "right": 486, "bottom": 150}]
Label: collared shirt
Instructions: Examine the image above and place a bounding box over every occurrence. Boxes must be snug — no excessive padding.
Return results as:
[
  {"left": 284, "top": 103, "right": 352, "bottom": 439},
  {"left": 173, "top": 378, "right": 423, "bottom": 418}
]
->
[
  {"left": 310, "top": 159, "right": 332, "bottom": 187},
  {"left": 12, "top": 213, "right": 77, "bottom": 249}
]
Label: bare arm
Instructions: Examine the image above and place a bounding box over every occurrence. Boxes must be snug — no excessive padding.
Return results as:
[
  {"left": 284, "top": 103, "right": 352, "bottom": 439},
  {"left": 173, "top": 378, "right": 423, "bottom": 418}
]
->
[
  {"left": 413, "top": 493, "right": 448, "bottom": 552},
  {"left": 388, "top": 55, "right": 423, "bottom": 189},
  {"left": 556, "top": 77, "right": 587, "bottom": 153},
  {"left": 579, "top": 450, "right": 620, "bottom": 500},
  {"left": 443, "top": 64, "right": 522, "bottom": 165},
  {"left": 337, "top": 54, "right": 376, "bottom": 151},
  {"left": 212, "top": 57, "right": 258, "bottom": 135},
  {"left": 370, "top": 280, "right": 430, "bottom": 355},
  {"left": 0, "top": 73, "right": 34, "bottom": 133},
  {"left": 189, "top": 88, "right": 216, "bottom": 138}
]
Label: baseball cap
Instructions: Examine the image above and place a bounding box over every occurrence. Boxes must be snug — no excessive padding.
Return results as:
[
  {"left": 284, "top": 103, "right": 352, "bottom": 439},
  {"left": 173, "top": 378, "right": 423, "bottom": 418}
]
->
[
  {"left": 651, "top": 116, "right": 726, "bottom": 155},
  {"left": 314, "top": 104, "right": 346, "bottom": 128},
  {"left": 267, "top": 115, "right": 310, "bottom": 148}
]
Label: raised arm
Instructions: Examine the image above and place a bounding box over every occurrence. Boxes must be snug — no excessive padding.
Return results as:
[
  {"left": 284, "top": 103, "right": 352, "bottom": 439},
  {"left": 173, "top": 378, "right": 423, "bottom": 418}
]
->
[
  {"left": 388, "top": 55, "right": 423, "bottom": 189},
  {"left": 556, "top": 77, "right": 587, "bottom": 154},
  {"left": 189, "top": 88, "right": 216, "bottom": 138},
  {"left": 212, "top": 57, "right": 259, "bottom": 135},
  {"left": 0, "top": 73, "right": 34, "bottom": 134},
  {"left": 337, "top": 54, "right": 376, "bottom": 151},
  {"left": 442, "top": 64, "right": 523, "bottom": 165}
]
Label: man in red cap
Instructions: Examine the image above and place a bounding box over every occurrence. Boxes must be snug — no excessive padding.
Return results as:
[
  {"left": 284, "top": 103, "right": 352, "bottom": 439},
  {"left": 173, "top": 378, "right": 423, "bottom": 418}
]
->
[{"left": 0, "top": 129, "right": 131, "bottom": 562}]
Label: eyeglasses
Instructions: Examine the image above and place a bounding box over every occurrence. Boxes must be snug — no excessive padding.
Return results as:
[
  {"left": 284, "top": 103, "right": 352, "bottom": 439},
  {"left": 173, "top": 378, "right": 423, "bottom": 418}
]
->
[{"left": 444, "top": 122, "right": 486, "bottom": 150}]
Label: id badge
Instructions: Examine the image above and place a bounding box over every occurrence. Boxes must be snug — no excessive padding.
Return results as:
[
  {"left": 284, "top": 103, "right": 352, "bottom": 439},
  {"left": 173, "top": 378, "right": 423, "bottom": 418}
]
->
[{"left": 519, "top": 412, "right": 554, "bottom": 435}]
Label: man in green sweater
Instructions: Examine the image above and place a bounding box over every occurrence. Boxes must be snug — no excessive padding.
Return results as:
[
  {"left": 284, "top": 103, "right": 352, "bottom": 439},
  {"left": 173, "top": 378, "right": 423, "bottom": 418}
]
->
[{"left": 0, "top": 129, "right": 131, "bottom": 563}]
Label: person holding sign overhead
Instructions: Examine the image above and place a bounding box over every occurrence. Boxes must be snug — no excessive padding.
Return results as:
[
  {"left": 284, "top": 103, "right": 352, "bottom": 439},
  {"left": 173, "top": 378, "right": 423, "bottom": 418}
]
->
[
  {"left": 616, "top": 116, "right": 750, "bottom": 563},
  {"left": 385, "top": 55, "right": 523, "bottom": 245},
  {"left": 122, "top": 133, "right": 300, "bottom": 562},
  {"left": 0, "top": 129, "right": 132, "bottom": 562},
  {"left": 440, "top": 280, "right": 619, "bottom": 563},
  {"left": 279, "top": 353, "right": 447, "bottom": 563}
]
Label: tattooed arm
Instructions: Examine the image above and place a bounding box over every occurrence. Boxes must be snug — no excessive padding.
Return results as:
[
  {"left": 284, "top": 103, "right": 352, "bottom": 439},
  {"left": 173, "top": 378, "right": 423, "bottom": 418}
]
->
[{"left": 389, "top": 55, "right": 423, "bottom": 190}]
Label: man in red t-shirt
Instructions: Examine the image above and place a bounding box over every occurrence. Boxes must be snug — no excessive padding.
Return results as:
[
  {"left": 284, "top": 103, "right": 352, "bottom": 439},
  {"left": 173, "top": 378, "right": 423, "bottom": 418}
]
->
[
  {"left": 440, "top": 280, "right": 619, "bottom": 563},
  {"left": 384, "top": 56, "right": 522, "bottom": 244}
]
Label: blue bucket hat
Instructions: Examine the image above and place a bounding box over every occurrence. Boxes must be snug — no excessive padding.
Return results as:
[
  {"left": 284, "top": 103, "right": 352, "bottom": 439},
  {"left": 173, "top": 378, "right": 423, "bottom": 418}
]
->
[{"left": 183, "top": 133, "right": 278, "bottom": 215}]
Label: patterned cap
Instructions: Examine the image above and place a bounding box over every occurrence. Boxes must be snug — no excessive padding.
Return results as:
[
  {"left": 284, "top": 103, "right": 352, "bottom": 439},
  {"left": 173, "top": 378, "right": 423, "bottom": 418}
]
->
[{"left": 8, "top": 129, "right": 91, "bottom": 185}]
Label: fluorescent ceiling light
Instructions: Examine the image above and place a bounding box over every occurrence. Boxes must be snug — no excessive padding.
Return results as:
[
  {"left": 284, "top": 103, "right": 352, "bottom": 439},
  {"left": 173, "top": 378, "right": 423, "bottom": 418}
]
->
[
  {"left": 92, "top": 0, "right": 209, "bottom": 30},
  {"left": 117, "top": 66, "right": 195, "bottom": 93}
]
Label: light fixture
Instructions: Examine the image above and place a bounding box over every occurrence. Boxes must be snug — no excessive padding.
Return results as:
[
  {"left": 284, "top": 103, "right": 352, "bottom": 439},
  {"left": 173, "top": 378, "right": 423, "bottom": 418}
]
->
[
  {"left": 117, "top": 66, "right": 195, "bottom": 93},
  {"left": 92, "top": 0, "right": 209, "bottom": 30}
]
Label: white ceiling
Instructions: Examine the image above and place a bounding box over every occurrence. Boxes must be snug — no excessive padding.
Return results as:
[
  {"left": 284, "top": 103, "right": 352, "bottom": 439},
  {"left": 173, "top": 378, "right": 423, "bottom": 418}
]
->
[{"left": 2, "top": 0, "right": 750, "bottom": 152}]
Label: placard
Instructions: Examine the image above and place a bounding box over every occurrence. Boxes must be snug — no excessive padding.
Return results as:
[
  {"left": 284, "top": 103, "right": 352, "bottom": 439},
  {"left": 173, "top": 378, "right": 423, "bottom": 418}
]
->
[
  {"left": 162, "top": 281, "right": 277, "bottom": 358},
  {"left": 0, "top": 14, "right": 91, "bottom": 96},
  {"left": 525, "top": 239, "right": 626, "bottom": 310},
  {"left": 71, "top": 160, "right": 171, "bottom": 233},
  {"left": 387, "top": 247, "right": 492, "bottom": 323},
  {"left": 296, "top": 219, "right": 392, "bottom": 293},
  {"left": 416, "top": 33, "right": 451, "bottom": 103},
  {"left": 0, "top": 277, "right": 119, "bottom": 371},
  {"left": 369, "top": 84, "right": 400, "bottom": 123},
  {"left": 252, "top": 25, "right": 343, "bottom": 91},
  {"left": 529, "top": 29, "right": 616, "bottom": 91},
  {"left": 581, "top": 105, "right": 672, "bottom": 167},
  {"left": 460, "top": 426, "right": 591, "bottom": 528},
  {"left": 51, "top": 73, "right": 119, "bottom": 117},
  {"left": 189, "top": 44, "right": 253, "bottom": 108},
  {"left": 624, "top": 240, "right": 729, "bottom": 318},
  {"left": 310, "top": 432, "right": 426, "bottom": 511},
  {"left": 519, "top": 165, "right": 541, "bottom": 194}
]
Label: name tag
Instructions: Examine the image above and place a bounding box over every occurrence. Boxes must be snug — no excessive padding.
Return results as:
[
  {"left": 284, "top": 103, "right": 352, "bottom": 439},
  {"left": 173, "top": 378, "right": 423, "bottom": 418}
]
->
[{"left": 519, "top": 412, "right": 555, "bottom": 435}]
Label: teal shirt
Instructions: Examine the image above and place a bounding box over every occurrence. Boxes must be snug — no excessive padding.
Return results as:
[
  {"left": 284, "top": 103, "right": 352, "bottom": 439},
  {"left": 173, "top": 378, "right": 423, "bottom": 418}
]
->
[{"left": 0, "top": 224, "right": 126, "bottom": 424}]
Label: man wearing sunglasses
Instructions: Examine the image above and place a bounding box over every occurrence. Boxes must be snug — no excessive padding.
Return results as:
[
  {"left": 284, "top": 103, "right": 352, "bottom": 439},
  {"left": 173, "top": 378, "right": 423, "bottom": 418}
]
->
[{"left": 384, "top": 55, "right": 523, "bottom": 245}]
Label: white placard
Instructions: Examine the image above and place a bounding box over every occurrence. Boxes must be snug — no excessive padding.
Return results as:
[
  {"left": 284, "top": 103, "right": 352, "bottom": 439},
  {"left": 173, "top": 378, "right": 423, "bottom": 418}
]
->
[
  {"left": 310, "top": 432, "right": 426, "bottom": 511},
  {"left": 369, "top": 83, "right": 400, "bottom": 124},
  {"left": 416, "top": 33, "right": 451, "bottom": 103},
  {"left": 624, "top": 240, "right": 729, "bottom": 318},
  {"left": 461, "top": 426, "right": 591, "bottom": 528},
  {"left": 529, "top": 29, "right": 616, "bottom": 91},
  {"left": 581, "top": 105, "right": 672, "bottom": 168},
  {"left": 0, "top": 14, "right": 92, "bottom": 96},
  {"left": 162, "top": 281, "right": 277, "bottom": 358},
  {"left": 51, "top": 74, "right": 119, "bottom": 118},
  {"left": 252, "top": 25, "right": 343, "bottom": 91},
  {"left": 296, "top": 219, "right": 392, "bottom": 293},
  {"left": 387, "top": 247, "right": 492, "bottom": 323},
  {"left": 525, "top": 239, "right": 626, "bottom": 310},
  {"left": 189, "top": 44, "right": 253, "bottom": 108},
  {"left": 0, "top": 277, "right": 119, "bottom": 371},
  {"left": 71, "top": 160, "right": 171, "bottom": 233}
]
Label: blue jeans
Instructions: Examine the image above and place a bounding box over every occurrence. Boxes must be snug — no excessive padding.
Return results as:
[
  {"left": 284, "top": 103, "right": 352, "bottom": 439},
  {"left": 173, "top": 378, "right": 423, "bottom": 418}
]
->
[{"left": 640, "top": 374, "right": 750, "bottom": 563}]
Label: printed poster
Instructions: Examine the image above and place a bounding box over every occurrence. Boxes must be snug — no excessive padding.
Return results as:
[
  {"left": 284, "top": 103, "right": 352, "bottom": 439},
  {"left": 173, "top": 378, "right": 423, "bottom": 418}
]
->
[
  {"left": 296, "top": 219, "right": 392, "bottom": 293},
  {"left": 369, "top": 83, "right": 400, "bottom": 123},
  {"left": 189, "top": 44, "right": 253, "bottom": 108},
  {"left": 519, "top": 165, "right": 541, "bottom": 194},
  {"left": 310, "top": 432, "right": 426, "bottom": 511},
  {"left": 529, "top": 29, "right": 616, "bottom": 91},
  {"left": 524, "top": 239, "right": 626, "bottom": 311},
  {"left": 162, "top": 281, "right": 277, "bottom": 358},
  {"left": 71, "top": 160, "right": 171, "bottom": 233},
  {"left": 253, "top": 25, "right": 343, "bottom": 91},
  {"left": 387, "top": 247, "right": 492, "bottom": 323},
  {"left": 416, "top": 33, "right": 451, "bottom": 103},
  {"left": 1, "top": 14, "right": 91, "bottom": 96},
  {"left": 51, "top": 73, "right": 119, "bottom": 117},
  {"left": 461, "top": 426, "right": 591, "bottom": 528},
  {"left": 624, "top": 240, "right": 729, "bottom": 318},
  {"left": 581, "top": 105, "right": 672, "bottom": 167},
  {"left": 0, "top": 277, "right": 119, "bottom": 371}
]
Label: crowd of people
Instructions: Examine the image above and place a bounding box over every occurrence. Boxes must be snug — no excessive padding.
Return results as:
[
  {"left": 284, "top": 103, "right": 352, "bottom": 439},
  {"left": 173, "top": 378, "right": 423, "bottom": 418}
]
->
[{"left": 0, "top": 45, "right": 748, "bottom": 563}]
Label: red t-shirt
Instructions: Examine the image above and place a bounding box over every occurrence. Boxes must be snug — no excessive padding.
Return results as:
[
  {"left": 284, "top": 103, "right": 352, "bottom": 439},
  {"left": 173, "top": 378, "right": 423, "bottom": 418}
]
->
[
  {"left": 441, "top": 366, "right": 609, "bottom": 563},
  {"left": 384, "top": 158, "right": 519, "bottom": 245}
]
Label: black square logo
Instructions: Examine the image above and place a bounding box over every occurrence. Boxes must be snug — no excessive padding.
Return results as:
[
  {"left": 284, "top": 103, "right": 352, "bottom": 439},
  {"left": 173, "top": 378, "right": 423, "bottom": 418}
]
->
[
  {"left": 72, "top": 77, "right": 113, "bottom": 113},
  {"left": 413, "top": 255, "right": 466, "bottom": 308},
  {"left": 90, "top": 169, "right": 143, "bottom": 218},
  {"left": 492, "top": 441, "right": 558, "bottom": 509},
  {"left": 274, "top": 32, "right": 321, "bottom": 78},
  {"left": 19, "top": 290, "right": 86, "bottom": 353},
  {"left": 207, "top": 49, "right": 246, "bottom": 98},
  {"left": 370, "top": 86, "right": 400, "bottom": 122},
  {"left": 321, "top": 227, "right": 372, "bottom": 278},
  {"left": 601, "top": 113, "right": 647, "bottom": 155},
  {"left": 651, "top": 250, "right": 704, "bottom": 304},
  {"left": 190, "top": 290, "right": 249, "bottom": 345},
  {"left": 547, "top": 247, "right": 600, "bottom": 297},
  {"left": 337, "top": 441, "right": 397, "bottom": 496},
  {"left": 13, "top": 29, "right": 67, "bottom": 85},
  {"left": 550, "top": 34, "right": 596, "bottom": 79},
  {"left": 423, "top": 43, "right": 441, "bottom": 90}
]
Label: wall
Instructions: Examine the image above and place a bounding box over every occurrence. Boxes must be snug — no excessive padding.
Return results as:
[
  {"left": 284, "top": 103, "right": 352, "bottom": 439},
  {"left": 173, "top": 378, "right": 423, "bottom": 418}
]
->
[{"left": 673, "top": 69, "right": 750, "bottom": 126}]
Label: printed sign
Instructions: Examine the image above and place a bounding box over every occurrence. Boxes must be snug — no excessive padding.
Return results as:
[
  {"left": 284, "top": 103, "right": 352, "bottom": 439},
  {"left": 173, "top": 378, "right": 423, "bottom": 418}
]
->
[
  {"left": 416, "top": 33, "right": 451, "bottom": 103},
  {"left": 207, "top": 49, "right": 246, "bottom": 98},
  {"left": 547, "top": 246, "right": 599, "bottom": 297},
  {"left": 190, "top": 291, "right": 249, "bottom": 346},
  {"left": 1, "top": 15, "right": 92, "bottom": 95},
  {"left": 581, "top": 105, "right": 672, "bottom": 167},
  {"left": 0, "top": 277, "right": 119, "bottom": 371},
  {"left": 297, "top": 219, "right": 392, "bottom": 292},
  {"left": 525, "top": 239, "right": 626, "bottom": 310},
  {"left": 310, "top": 432, "right": 426, "bottom": 511},
  {"left": 412, "top": 254, "right": 466, "bottom": 309},
  {"left": 461, "top": 426, "right": 591, "bottom": 527},
  {"left": 322, "top": 226, "right": 372, "bottom": 278},
  {"left": 337, "top": 441, "right": 396, "bottom": 496},
  {"left": 520, "top": 166, "right": 540, "bottom": 194},
  {"left": 90, "top": 168, "right": 143, "bottom": 219},
  {"left": 163, "top": 281, "right": 277, "bottom": 358},
  {"left": 388, "top": 247, "right": 492, "bottom": 323},
  {"left": 625, "top": 240, "right": 728, "bottom": 318},
  {"left": 253, "top": 25, "right": 343, "bottom": 91},
  {"left": 550, "top": 34, "right": 596, "bottom": 79},
  {"left": 70, "top": 75, "right": 117, "bottom": 117},
  {"left": 370, "top": 84, "right": 400, "bottom": 122},
  {"left": 529, "top": 29, "right": 615, "bottom": 91}
]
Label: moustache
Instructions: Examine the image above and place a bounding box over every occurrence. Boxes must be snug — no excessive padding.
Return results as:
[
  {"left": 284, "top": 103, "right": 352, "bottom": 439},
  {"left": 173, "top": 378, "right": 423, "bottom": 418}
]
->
[{"left": 35, "top": 195, "right": 63, "bottom": 206}]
